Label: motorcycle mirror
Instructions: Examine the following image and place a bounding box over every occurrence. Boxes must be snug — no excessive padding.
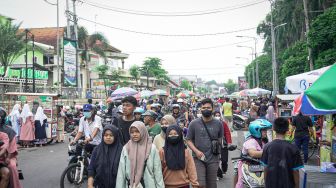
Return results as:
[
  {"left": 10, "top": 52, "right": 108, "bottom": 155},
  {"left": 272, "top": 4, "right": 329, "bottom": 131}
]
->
[{"left": 228, "top": 145, "right": 237, "bottom": 151}]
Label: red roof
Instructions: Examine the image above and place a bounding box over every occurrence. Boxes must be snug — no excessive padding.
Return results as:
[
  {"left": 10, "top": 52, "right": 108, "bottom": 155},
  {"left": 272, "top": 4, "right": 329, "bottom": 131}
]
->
[{"left": 20, "top": 27, "right": 65, "bottom": 50}]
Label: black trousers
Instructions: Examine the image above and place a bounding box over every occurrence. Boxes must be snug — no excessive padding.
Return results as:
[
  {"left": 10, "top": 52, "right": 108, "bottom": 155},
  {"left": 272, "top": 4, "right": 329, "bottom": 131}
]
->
[{"left": 217, "top": 147, "right": 229, "bottom": 177}]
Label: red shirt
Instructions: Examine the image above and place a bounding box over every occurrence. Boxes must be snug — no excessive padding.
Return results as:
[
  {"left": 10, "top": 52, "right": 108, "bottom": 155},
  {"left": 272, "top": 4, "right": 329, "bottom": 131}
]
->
[{"left": 222, "top": 121, "right": 232, "bottom": 144}]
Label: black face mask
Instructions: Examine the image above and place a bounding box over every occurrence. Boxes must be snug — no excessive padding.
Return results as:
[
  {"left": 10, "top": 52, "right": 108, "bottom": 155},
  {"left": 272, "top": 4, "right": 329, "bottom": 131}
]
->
[
  {"left": 201, "top": 109, "right": 212, "bottom": 117},
  {"left": 167, "top": 135, "right": 180, "bottom": 145},
  {"left": 161, "top": 126, "right": 168, "bottom": 133}
]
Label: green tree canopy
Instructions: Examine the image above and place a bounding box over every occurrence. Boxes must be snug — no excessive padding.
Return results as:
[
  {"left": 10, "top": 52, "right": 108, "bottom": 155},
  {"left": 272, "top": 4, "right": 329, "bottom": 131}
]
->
[
  {"left": 0, "top": 21, "right": 24, "bottom": 76},
  {"left": 224, "top": 79, "right": 237, "bottom": 94},
  {"left": 180, "top": 80, "right": 192, "bottom": 90},
  {"left": 129, "top": 65, "right": 140, "bottom": 84},
  {"left": 140, "top": 57, "right": 169, "bottom": 88}
]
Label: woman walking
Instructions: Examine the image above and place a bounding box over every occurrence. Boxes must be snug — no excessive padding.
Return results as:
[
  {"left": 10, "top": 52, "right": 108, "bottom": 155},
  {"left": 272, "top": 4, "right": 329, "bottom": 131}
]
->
[
  {"left": 88, "top": 125, "right": 123, "bottom": 188},
  {"left": 34, "top": 107, "right": 48, "bottom": 147},
  {"left": 116, "top": 121, "right": 164, "bottom": 188},
  {"left": 159, "top": 125, "right": 199, "bottom": 188},
  {"left": 20, "top": 104, "right": 35, "bottom": 147},
  {"left": 9, "top": 104, "right": 21, "bottom": 138},
  {"left": 153, "top": 115, "right": 176, "bottom": 150}
]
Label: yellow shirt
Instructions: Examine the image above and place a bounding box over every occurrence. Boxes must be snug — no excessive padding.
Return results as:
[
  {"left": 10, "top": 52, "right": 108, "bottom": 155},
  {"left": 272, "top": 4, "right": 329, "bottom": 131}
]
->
[{"left": 223, "top": 102, "right": 233, "bottom": 116}]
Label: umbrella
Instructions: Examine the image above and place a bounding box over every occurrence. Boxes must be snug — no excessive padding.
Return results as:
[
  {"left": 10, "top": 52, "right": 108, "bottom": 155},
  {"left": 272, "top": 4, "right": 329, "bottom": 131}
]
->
[
  {"left": 111, "top": 87, "right": 138, "bottom": 99},
  {"left": 238, "top": 89, "right": 250, "bottom": 97},
  {"left": 248, "top": 87, "right": 272, "bottom": 96},
  {"left": 153, "top": 89, "right": 168, "bottom": 96},
  {"left": 300, "top": 63, "right": 336, "bottom": 115},
  {"left": 140, "top": 90, "right": 154, "bottom": 99},
  {"left": 177, "top": 92, "right": 189, "bottom": 98}
]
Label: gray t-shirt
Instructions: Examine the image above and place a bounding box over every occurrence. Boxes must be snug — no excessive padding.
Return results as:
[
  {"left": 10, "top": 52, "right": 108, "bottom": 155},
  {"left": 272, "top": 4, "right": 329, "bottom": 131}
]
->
[{"left": 186, "top": 117, "right": 224, "bottom": 163}]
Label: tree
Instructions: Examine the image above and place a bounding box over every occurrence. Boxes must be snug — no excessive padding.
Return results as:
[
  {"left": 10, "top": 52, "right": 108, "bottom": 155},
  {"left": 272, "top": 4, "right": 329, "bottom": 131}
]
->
[
  {"left": 129, "top": 65, "right": 140, "bottom": 85},
  {"left": 224, "top": 79, "right": 237, "bottom": 94},
  {"left": 180, "top": 80, "right": 192, "bottom": 90},
  {"left": 95, "top": 64, "right": 109, "bottom": 97},
  {"left": 206, "top": 80, "right": 217, "bottom": 85},
  {"left": 140, "top": 57, "right": 169, "bottom": 89},
  {"left": 0, "top": 21, "right": 24, "bottom": 76}
]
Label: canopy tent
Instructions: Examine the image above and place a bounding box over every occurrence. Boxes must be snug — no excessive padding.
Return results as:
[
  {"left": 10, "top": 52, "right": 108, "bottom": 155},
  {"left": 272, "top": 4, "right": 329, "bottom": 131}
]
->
[
  {"left": 285, "top": 65, "right": 331, "bottom": 93},
  {"left": 248, "top": 87, "right": 271, "bottom": 96},
  {"left": 293, "top": 64, "right": 336, "bottom": 115}
]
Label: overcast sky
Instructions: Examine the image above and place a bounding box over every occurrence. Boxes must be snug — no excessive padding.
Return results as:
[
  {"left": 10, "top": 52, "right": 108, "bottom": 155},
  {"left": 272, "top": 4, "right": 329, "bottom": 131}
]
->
[{"left": 0, "top": 0, "right": 270, "bottom": 83}]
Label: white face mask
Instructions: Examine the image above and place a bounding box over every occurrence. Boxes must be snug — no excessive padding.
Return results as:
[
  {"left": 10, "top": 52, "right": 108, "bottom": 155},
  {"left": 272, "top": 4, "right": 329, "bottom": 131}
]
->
[
  {"left": 196, "top": 113, "right": 202, "bottom": 118},
  {"left": 214, "top": 116, "right": 221, "bottom": 120}
]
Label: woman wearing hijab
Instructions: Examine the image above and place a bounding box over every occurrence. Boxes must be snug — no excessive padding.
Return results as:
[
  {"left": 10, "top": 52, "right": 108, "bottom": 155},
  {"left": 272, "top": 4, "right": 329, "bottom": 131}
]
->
[
  {"left": 116, "top": 121, "right": 164, "bottom": 188},
  {"left": 0, "top": 108, "right": 22, "bottom": 188},
  {"left": 159, "top": 125, "right": 199, "bottom": 188},
  {"left": 266, "top": 102, "right": 276, "bottom": 124},
  {"left": 9, "top": 104, "right": 21, "bottom": 138},
  {"left": 34, "top": 107, "right": 48, "bottom": 147},
  {"left": 153, "top": 115, "right": 176, "bottom": 150},
  {"left": 20, "top": 104, "right": 35, "bottom": 147},
  {"left": 88, "top": 125, "right": 122, "bottom": 188}
]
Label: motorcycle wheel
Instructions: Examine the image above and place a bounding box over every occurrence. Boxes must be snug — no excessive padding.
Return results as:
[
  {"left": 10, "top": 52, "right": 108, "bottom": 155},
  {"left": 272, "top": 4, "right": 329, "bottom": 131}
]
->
[
  {"left": 232, "top": 122, "right": 242, "bottom": 130},
  {"left": 60, "top": 163, "right": 87, "bottom": 188}
]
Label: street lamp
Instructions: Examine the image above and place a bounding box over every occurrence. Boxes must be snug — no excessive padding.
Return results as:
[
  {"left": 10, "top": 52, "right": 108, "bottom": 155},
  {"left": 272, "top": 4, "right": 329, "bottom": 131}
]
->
[
  {"left": 236, "top": 35, "right": 259, "bottom": 87},
  {"left": 236, "top": 57, "right": 255, "bottom": 88}
]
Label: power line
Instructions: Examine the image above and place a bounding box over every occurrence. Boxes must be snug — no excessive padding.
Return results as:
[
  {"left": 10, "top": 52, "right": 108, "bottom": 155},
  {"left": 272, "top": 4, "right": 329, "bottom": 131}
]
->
[
  {"left": 79, "top": 17, "right": 257, "bottom": 37},
  {"left": 81, "top": 0, "right": 266, "bottom": 16},
  {"left": 126, "top": 40, "right": 253, "bottom": 54}
]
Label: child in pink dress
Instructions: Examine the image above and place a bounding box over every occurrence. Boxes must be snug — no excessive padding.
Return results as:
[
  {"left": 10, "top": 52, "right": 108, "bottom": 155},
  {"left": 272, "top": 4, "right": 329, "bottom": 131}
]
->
[{"left": 20, "top": 104, "right": 35, "bottom": 147}]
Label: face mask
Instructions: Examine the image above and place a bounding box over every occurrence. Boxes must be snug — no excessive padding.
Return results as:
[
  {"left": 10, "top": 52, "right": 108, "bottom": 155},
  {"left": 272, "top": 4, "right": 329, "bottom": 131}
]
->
[
  {"left": 83, "top": 111, "right": 92, "bottom": 118},
  {"left": 196, "top": 113, "right": 202, "bottom": 118},
  {"left": 167, "top": 135, "right": 180, "bottom": 145},
  {"left": 201, "top": 110, "right": 212, "bottom": 117},
  {"left": 161, "top": 126, "right": 168, "bottom": 133},
  {"left": 214, "top": 117, "right": 221, "bottom": 120}
]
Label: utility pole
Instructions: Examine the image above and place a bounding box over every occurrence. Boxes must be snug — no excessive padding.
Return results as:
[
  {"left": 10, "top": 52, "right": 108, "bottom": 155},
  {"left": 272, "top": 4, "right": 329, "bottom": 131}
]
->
[
  {"left": 72, "top": 0, "right": 81, "bottom": 92},
  {"left": 56, "top": 0, "right": 60, "bottom": 93},
  {"left": 32, "top": 35, "right": 35, "bottom": 93},
  {"left": 25, "top": 31, "right": 28, "bottom": 92},
  {"left": 303, "top": 0, "right": 314, "bottom": 71},
  {"left": 270, "top": 0, "right": 277, "bottom": 97},
  {"left": 251, "top": 67, "right": 255, "bottom": 88},
  {"left": 66, "top": 0, "right": 71, "bottom": 38}
]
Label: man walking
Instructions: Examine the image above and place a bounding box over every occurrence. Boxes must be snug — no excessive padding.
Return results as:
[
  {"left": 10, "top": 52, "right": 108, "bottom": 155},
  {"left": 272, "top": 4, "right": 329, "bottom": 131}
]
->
[
  {"left": 222, "top": 98, "right": 233, "bottom": 129},
  {"left": 292, "top": 111, "right": 313, "bottom": 163},
  {"left": 186, "top": 98, "right": 224, "bottom": 188}
]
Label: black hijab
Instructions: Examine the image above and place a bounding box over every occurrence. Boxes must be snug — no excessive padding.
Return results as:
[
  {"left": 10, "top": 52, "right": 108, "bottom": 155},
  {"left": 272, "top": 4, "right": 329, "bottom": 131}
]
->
[
  {"left": 164, "top": 125, "right": 186, "bottom": 170},
  {"left": 94, "top": 125, "right": 123, "bottom": 188}
]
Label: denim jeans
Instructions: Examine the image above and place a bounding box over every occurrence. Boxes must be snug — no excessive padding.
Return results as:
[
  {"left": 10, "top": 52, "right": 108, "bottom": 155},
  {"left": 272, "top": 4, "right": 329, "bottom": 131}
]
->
[{"left": 295, "top": 135, "right": 309, "bottom": 163}]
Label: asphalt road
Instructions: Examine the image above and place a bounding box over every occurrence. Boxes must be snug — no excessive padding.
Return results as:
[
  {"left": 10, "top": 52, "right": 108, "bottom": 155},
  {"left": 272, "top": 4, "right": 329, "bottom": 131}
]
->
[{"left": 18, "top": 131, "right": 245, "bottom": 188}]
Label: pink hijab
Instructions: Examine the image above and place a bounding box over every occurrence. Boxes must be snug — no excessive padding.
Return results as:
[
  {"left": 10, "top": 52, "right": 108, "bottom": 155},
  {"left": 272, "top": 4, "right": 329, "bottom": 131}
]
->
[{"left": 126, "top": 121, "right": 152, "bottom": 187}]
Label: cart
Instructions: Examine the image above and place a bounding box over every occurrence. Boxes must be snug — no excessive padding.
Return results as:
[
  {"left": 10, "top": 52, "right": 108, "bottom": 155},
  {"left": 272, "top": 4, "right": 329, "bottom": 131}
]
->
[{"left": 4, "top": 92, "right": 60, "bottom": 144}]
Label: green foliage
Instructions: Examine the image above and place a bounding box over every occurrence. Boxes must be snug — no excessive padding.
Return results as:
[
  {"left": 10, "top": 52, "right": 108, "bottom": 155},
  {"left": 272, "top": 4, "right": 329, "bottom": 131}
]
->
[
  {"left": 205, "top": 80, "right": 217, "bottom": 85},
  {"left": 314, "top": 48, "right": 336, "bottom": 69},
  {"left": 0, "top": 21, "right": 24, "bottom": 76},
  {"left": 129, "top": 65, "right": 140, "bottom": 84},
  {"left": 140, "top": 57, "right": 169, "bottom": 88},
  {"left": 94, "top": 64, "right": 109, "bottom": 97},
  {"left": 180, "top": 80, "right": 192, "bottom": 90},
  {"left": 245, "top": 55, "right": 272, "bottom": 90},
  {"left": 224, "top": 79, "right": 237, "bottom": 94}
]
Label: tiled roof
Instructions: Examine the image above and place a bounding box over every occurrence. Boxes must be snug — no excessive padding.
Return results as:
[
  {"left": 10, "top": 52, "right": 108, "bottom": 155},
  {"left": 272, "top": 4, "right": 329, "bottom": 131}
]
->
[{"left": 19, "top": 27, "right": 64, "bottom": 50}]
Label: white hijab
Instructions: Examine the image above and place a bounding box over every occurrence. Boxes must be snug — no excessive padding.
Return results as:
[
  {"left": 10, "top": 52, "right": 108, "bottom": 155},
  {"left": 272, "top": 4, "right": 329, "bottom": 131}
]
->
[
  {"left": 9, "top": 104, "right": 21, "bottom": 123},
  {"left": 35, "top": 107, "right": 47, "bottom": 126},
  {"left": 20, "top": 104, "right": 33, "bottom": 124}
]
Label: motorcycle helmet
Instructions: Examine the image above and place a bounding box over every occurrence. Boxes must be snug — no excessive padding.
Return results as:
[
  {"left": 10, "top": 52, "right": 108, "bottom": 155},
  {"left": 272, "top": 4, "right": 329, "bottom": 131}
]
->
[
  {"left": 172, "top": 104, "right": 180, "bottom": 109},
  {"left": 134, "top": 107, "right": 145, "bottom": 114},
  {"left": 248, "top": 119, "right": 272, "bottom": 138},
  {"left": 177, "top": 98, "right": 184, "bottom": 103}
]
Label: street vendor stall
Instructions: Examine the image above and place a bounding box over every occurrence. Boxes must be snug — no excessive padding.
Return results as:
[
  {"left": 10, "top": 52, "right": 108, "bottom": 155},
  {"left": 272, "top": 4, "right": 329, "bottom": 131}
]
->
[
  {"left": 291, "top": 64, "right": 336, "bottom": 187},
  {"left": 4, "top": 92, "right": 60, "bottom": 144},
  {"left": 275, "top": 94, "right": 300, "bottom": 118}
]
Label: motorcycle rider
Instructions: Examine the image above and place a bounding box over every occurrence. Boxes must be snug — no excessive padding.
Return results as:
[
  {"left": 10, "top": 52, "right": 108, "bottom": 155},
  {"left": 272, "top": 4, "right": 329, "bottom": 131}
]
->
[
  {"left": 235, "top": 119, "right": 272, "bottom": 188},
  {"left": 151, "top": 103, "right": 163, "bottom": 121},
  {"left": 71, "top": 104, "right": 103, "bottom": 153},
  {"left": 134, "top": 107, "right": 145, "bottom": 122},
  {"left": 171, "top": 104, "right": 187, "bottom": 129}
]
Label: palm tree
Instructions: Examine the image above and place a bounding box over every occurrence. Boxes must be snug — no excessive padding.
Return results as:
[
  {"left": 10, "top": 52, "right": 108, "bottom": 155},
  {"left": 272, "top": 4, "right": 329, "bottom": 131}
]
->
[{"left": 0, "top": 21, "right": 24, "bottom": 76}]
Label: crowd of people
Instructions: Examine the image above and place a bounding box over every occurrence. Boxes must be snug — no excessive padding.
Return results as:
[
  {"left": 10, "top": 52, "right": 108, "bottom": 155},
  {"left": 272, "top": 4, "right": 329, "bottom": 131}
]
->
[{"left": 0, "top": 93, "right": 321, "bottom": 188}]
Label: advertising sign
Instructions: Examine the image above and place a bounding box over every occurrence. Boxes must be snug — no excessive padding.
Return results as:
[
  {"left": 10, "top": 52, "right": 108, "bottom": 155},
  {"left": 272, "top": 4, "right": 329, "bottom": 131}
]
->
[
  {"left": 63, "top": 39, "right": 77, "bottom": 86},
  {"left": 238, "top": 76, "right": 248, "bottom": 90}
]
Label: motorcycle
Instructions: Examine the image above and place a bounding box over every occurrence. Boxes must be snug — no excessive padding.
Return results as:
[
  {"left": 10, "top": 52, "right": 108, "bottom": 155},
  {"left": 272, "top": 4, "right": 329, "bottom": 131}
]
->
[
  {"left": 64, "top": 112, "right": 79, "bottom": 133},
  {"left": 232, "top": 154, "right": 265, "bottom": 188},
  {"left": 232, "top": 114, "right": 249, "bottom": 130}
]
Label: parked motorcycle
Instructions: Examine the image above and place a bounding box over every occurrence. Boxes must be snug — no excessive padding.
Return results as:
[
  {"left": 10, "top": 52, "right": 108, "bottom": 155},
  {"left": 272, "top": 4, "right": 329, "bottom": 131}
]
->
[{"left": 232, "top": 114, "right": 249, "bottom": 130}]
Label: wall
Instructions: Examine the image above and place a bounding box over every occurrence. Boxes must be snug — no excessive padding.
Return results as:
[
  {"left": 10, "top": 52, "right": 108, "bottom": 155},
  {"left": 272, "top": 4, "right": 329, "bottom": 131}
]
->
[{"left": 12, "top": 50, "right": 44, "bottom": 66}]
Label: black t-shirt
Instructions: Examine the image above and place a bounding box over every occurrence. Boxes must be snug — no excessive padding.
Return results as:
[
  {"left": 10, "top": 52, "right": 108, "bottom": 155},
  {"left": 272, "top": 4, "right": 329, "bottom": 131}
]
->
[
  {"left": 261, "top": 139, "right": 304, "bottom": 188},
  {"left": 292, "top": 114, "right": 313, "bottom": 137},
  {"left": 112, "top": 116, "right": 135, "bottom": 145}
]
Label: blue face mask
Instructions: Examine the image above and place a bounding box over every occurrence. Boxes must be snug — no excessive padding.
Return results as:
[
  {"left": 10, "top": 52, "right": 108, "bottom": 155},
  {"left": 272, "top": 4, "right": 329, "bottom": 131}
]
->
[{"left": 83, "top": 111, "right": 92, "bottom": 118}]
